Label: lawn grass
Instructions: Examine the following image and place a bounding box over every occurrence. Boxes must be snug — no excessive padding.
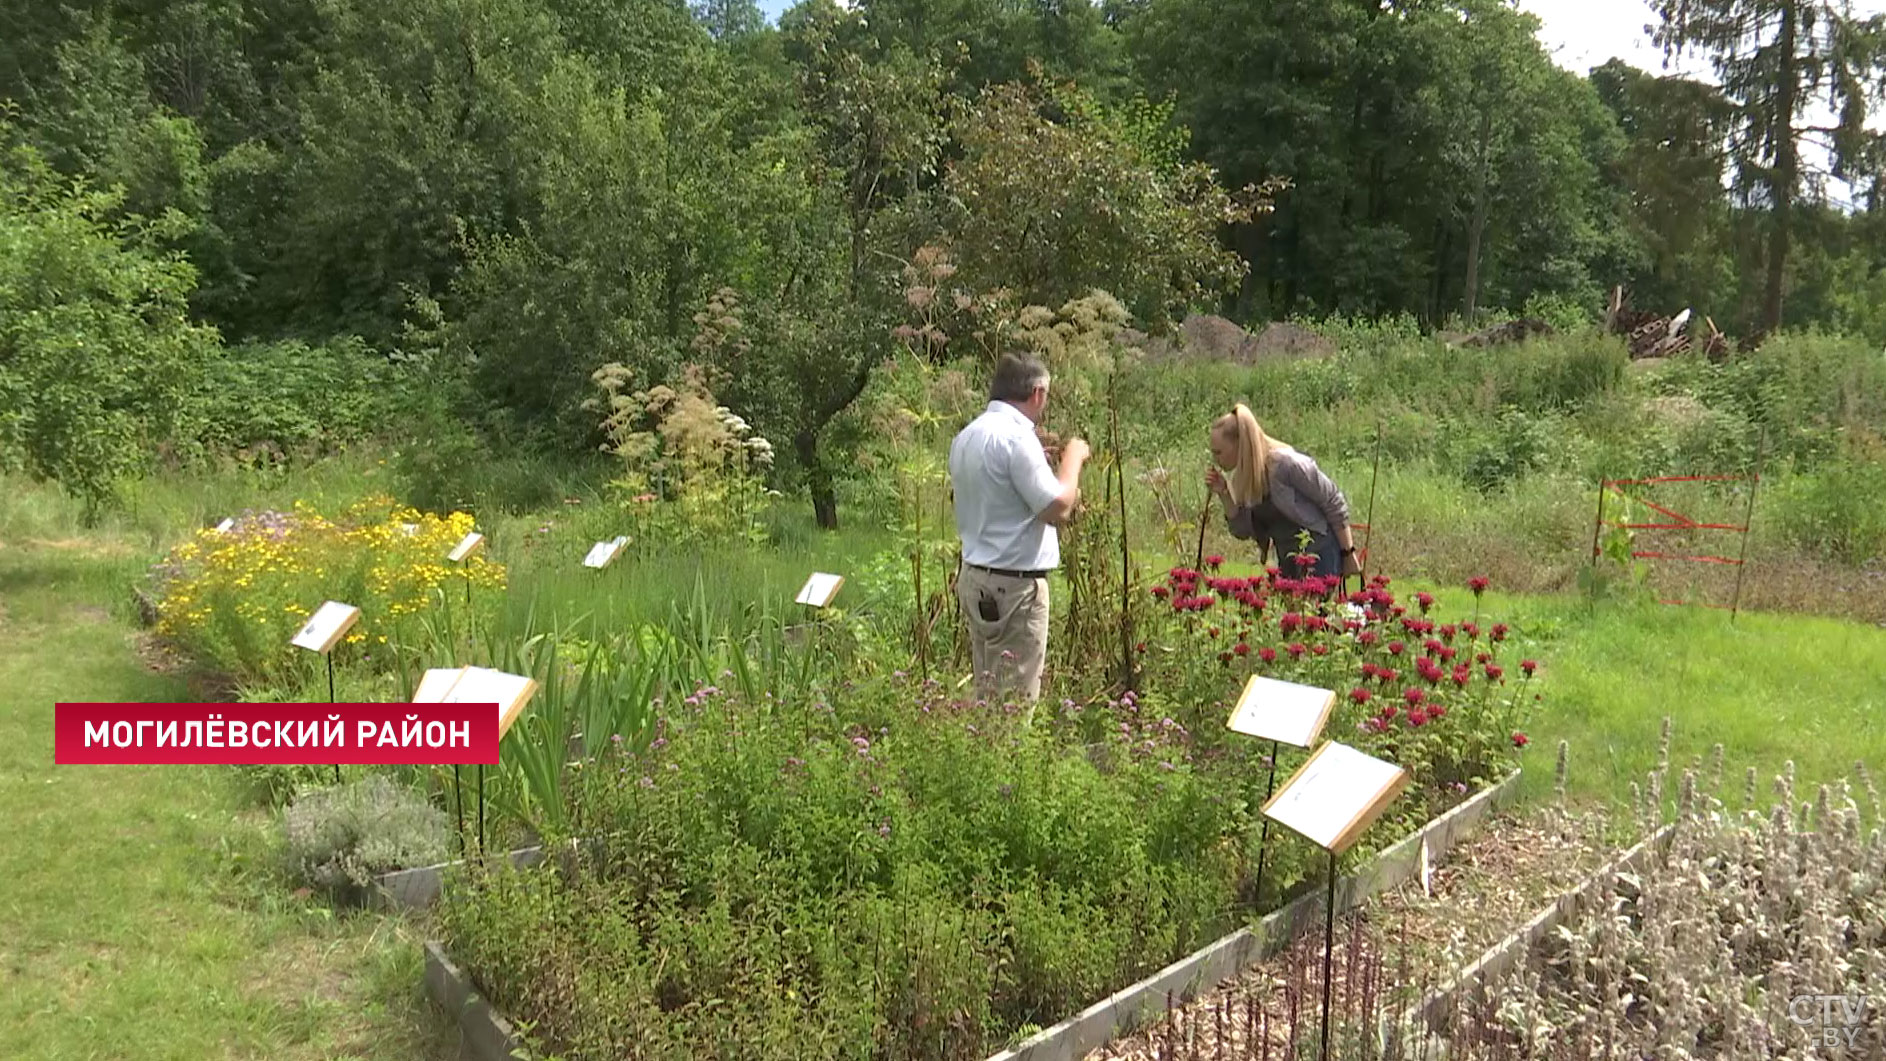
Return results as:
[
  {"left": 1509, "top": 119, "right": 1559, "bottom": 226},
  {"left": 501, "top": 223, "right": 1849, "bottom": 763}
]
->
[
  {"left": 0, "top": 536, "right": 451, "bottom": 1061},
  {"left": 1507, "top": 591, "right": 1886, "bottom": 809}
]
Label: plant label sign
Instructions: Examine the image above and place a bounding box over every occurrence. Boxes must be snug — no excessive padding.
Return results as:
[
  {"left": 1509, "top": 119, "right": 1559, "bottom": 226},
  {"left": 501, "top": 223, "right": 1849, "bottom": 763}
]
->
[
  {"left": 447, "top": 532, "right": 485, "bottom": 563},
  {"left": 582, "top": 536, "right": 630, "bottom": 569},
  {"left": 796, "top": 572, "right": 844, "bottom": 608},
  {"left": 213, "top": 517, "right": 235, "bottom": 533},
  {"left": 1262, "top": 741, "right": 1408, "bottom": 854},
  {"left": 412, "top": 667, "right": 466, "bottom": 703},
  {"left": 290, "top": 601, "right": 362, "bottom": 654},
  {"left": 1225, "top": 675, "right": 1335, "bottom": 748},
  {"left": 411, "top": 664, "right": 540, "bottom": 739}
]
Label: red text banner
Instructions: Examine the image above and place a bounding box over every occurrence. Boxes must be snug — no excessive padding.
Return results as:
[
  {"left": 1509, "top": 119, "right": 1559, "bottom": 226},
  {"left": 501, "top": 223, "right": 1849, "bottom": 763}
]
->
[{"left": 54, "top": 703, "right": 500, "bottom": 765}]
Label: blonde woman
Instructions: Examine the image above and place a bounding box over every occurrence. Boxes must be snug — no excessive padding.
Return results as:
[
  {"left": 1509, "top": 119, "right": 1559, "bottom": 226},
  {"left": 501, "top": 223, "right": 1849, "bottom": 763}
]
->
[{"left": 1204, "top": 404, "right": 1359, "bottom": 580}]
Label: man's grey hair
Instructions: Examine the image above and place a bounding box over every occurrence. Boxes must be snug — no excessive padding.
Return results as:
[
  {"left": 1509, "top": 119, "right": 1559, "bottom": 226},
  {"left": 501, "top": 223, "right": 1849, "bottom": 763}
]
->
[{"left": 989, "top": 353, "right": 1050, "bottom": 403}]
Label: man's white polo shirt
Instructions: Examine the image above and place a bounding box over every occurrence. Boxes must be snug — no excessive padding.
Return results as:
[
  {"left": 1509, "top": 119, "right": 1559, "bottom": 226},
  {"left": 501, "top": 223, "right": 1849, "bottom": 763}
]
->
[{"left": 949, "top": 400, "right": 1062, "bottom": 571}]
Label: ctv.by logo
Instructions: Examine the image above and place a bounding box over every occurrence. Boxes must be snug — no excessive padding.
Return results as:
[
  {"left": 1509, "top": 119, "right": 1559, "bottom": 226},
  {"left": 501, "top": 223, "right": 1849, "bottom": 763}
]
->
[{"left": 1790, "top": 994, "right": 1872, "bottom": 1049}]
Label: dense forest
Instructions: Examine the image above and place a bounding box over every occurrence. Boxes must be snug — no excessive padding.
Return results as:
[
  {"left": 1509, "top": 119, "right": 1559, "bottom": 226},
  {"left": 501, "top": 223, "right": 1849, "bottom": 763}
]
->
[{"left": 4, "top": 0, "right": 1885, "bottom": 519}]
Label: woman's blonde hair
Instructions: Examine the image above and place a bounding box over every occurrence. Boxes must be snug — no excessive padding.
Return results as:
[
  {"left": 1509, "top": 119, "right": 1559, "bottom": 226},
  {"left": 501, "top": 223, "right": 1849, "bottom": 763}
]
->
[{"left": 1212, "top": 404, "right": 1289, "bottom": 506}]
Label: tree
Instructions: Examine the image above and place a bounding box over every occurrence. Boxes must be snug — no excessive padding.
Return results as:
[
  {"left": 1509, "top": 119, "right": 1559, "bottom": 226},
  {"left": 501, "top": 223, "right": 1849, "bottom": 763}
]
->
[
  {"left": 941, "top": 77, "right": 1254, "bottom": 328},
  {"left": 1654, "top": 0, "right": 1886, "bottom": 333},
  {"left": 693, "top": 0, "right": 764, "bottom": 40},
  {"left": 1590, "top": 59, "right": 1738, "bottom": 318},
  {"left": 0, "top": 138, "right": 218, "bottom": 514},
  {"left": 750, "top": 6, "right": 948, "bottom": 529}
]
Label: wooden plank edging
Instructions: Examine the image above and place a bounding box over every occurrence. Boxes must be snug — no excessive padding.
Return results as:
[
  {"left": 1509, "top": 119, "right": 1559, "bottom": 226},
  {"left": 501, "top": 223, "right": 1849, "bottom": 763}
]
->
[{"left": 980, "top": 770, "right": 1523, "bottom": 1061}]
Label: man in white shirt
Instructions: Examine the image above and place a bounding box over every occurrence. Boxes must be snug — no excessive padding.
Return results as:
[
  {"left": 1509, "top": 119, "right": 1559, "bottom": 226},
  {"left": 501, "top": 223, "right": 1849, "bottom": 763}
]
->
[{"left": 949, "top": 353, "right": 1090, "bottom": 710}]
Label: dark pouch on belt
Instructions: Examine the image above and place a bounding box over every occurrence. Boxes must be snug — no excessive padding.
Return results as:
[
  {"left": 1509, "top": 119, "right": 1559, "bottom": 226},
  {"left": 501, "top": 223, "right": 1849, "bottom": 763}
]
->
[{"left": 977, "top": 593, "right": 1000, "bottom": 622}]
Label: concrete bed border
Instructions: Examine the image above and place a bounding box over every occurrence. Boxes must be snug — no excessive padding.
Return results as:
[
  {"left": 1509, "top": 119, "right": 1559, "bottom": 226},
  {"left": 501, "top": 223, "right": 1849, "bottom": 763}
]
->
[
  {"left": 375, "top": 843, "right": 550, "bottom": 911},
  {"left": 420, "top": 771, "right": 1522, "bottom": 1061},
  {"left": 1383, "top": 819, "right": 1677, "bottom": 1047}
]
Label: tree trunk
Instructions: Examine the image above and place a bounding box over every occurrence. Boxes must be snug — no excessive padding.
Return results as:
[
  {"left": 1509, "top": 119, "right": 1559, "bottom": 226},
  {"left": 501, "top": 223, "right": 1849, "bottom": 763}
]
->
[
  {"left": 1462, "top": 106, "right": 1493, "bottom": 323},
  {"left": 1763, "top": 2, "right": 1799, "bottom": 334},
  {"left": 795, "top": 428, "right": 839, "bottom": 530}
]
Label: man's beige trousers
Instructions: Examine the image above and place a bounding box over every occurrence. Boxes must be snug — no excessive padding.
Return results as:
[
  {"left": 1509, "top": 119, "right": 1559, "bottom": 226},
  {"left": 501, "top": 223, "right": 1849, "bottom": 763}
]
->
[{"left": 955, "top": 564, "right": 1050, "bottom": 708}]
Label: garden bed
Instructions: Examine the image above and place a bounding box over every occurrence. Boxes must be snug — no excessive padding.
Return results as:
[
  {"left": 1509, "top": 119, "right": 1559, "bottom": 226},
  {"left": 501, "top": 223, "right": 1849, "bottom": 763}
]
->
[
  {"left": 1085, "top": 802, "right": 1622, "bottom": 1061},
  {"left": 1380, "top": 771, "right": 1886, "bottom": 1060},
  {"left": 1383, "top": 820, "right": 1674, "bottom": 1049},
  {"left": 423, "top": 771, "right": 1522, "bottom": 1061}
]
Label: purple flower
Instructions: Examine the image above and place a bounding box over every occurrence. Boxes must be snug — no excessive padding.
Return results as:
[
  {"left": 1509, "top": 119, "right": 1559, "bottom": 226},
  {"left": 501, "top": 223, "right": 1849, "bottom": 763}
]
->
[
  {"left": 639, "top": 776, "right": 655, "bottom": 789},
  {"left": 877, "top": 823, "right": 891, "bottom": 837},
  {"left": 651, "top": 737, "right": 667, "bottom": 751}
]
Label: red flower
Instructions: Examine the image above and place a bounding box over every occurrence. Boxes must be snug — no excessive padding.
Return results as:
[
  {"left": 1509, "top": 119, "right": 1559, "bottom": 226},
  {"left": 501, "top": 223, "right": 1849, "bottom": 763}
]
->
[
  {"left": 1349, "top": 688, "right": 1374, "bottom": 706},
  {"left": 1293, "top": 552, "right": 1317, "bottom": 570},
  {"left": 1423, "top": 638, "right": 1445, "bottom": 657},
  {"left": 1511, "top": 731, "right": 1529, "bottom": 748},
  {"left": 1387, "top": 640, "right": 1406, "bottom": 656},
  {"left": 1491, "top": 623, "right": 1509, "bottom": 642},
  {"left": 1407, "top": 709, "right": 1428, "bottom": 727},
  {"left": 1360, "top": 662, "right": 1380, "bottom": 679},
  {"left": 1234, "top": 642, "right": 1251, "bottom": 657},
  {"left": 1219, "top": 651, "right": 1234, "bottom": 665},
  {"left": 1151, "top": 585, "right": 1170, "bottom": 599},
  {"left": 1484, "top": 663, "right": 1504, "bottom": 682},
  {"left": 1135, "top": 642, "right": 1147, "bottom": 653},
  {"left": 1390, "top": 605, "right": 1407, "bottom": 618},
  {"left": 1404, "top": 687, "right": 1426, "bottom": 706},
  {"left": 1428, "top": 704, "right": 1447, "bottom": 719},
  {"left": 1439, "top": 623, "right": 1458, "bottom": 643},
  {"left": 1476, "top": 652, "right": 1491, "bottom": 664},
  {"left": 1468, "top": 576, "right": 1489, "bottom": 596},
  {"left": 1461, "top": 622, "right": 1480, "bottom": 639},
  {"left": 1439, "top": 646, "right": 1457, "bottom": 662},
  {"left": 1520, "top": 659, "right": 1538, "bottom": 677},
  {"left": 1258, "top": 647, "right": 1278, "bottom": 664},
  {"left": 1376, "top": 667, "right": 1400, "bottom": 686},
  {"left": 1358, "top": 630, "right": 1380, "bottom": 647},
  {"left": 1414, "top": 591, "right": 1434, "bottom": 613},
  {"left": 1204, "top": 554, "right": 1224, "bottom": 570},
  {"left": 1451, "top": 666, "right": 1471, "bottom": 688},
  {"left": 1311, "top": 643, "right": 1330, "bottom": 657},
  {"left": 1286, "top": 642, "right": 1308, "bottom": 659},
  {"left": 1208, "top": 626, "right": 1220, "bottom": 638}
]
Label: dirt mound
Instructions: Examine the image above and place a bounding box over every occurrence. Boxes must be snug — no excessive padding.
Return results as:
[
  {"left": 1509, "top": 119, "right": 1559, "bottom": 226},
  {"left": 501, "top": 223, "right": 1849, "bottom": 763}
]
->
[{"left": 1160, "top": 315, "right": 1337, "bottom": 364}]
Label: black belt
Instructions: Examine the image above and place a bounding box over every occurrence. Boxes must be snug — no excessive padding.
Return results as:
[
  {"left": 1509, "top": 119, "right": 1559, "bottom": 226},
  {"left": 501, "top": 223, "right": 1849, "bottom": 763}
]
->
[{"left": 966, "top": 562, "right": 1051, "bottom": 580}]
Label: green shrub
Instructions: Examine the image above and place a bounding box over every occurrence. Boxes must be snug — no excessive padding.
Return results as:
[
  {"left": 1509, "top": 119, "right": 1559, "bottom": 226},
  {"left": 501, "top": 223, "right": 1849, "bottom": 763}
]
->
[
  {"left": 1458, "top": 409, "right": 1555, "bottom": 493},
  {"left": 1768, "top": 450, "right": 1886, "bottom": 564},
  {"left": 282, "top": 774, "right": 449, "bottom": 901},
  {"left": 0, "top": 136, "right": 217, "bottom": 514},
  {"left": 195, "top": 336, "right": 403, "bottom": 458}
]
